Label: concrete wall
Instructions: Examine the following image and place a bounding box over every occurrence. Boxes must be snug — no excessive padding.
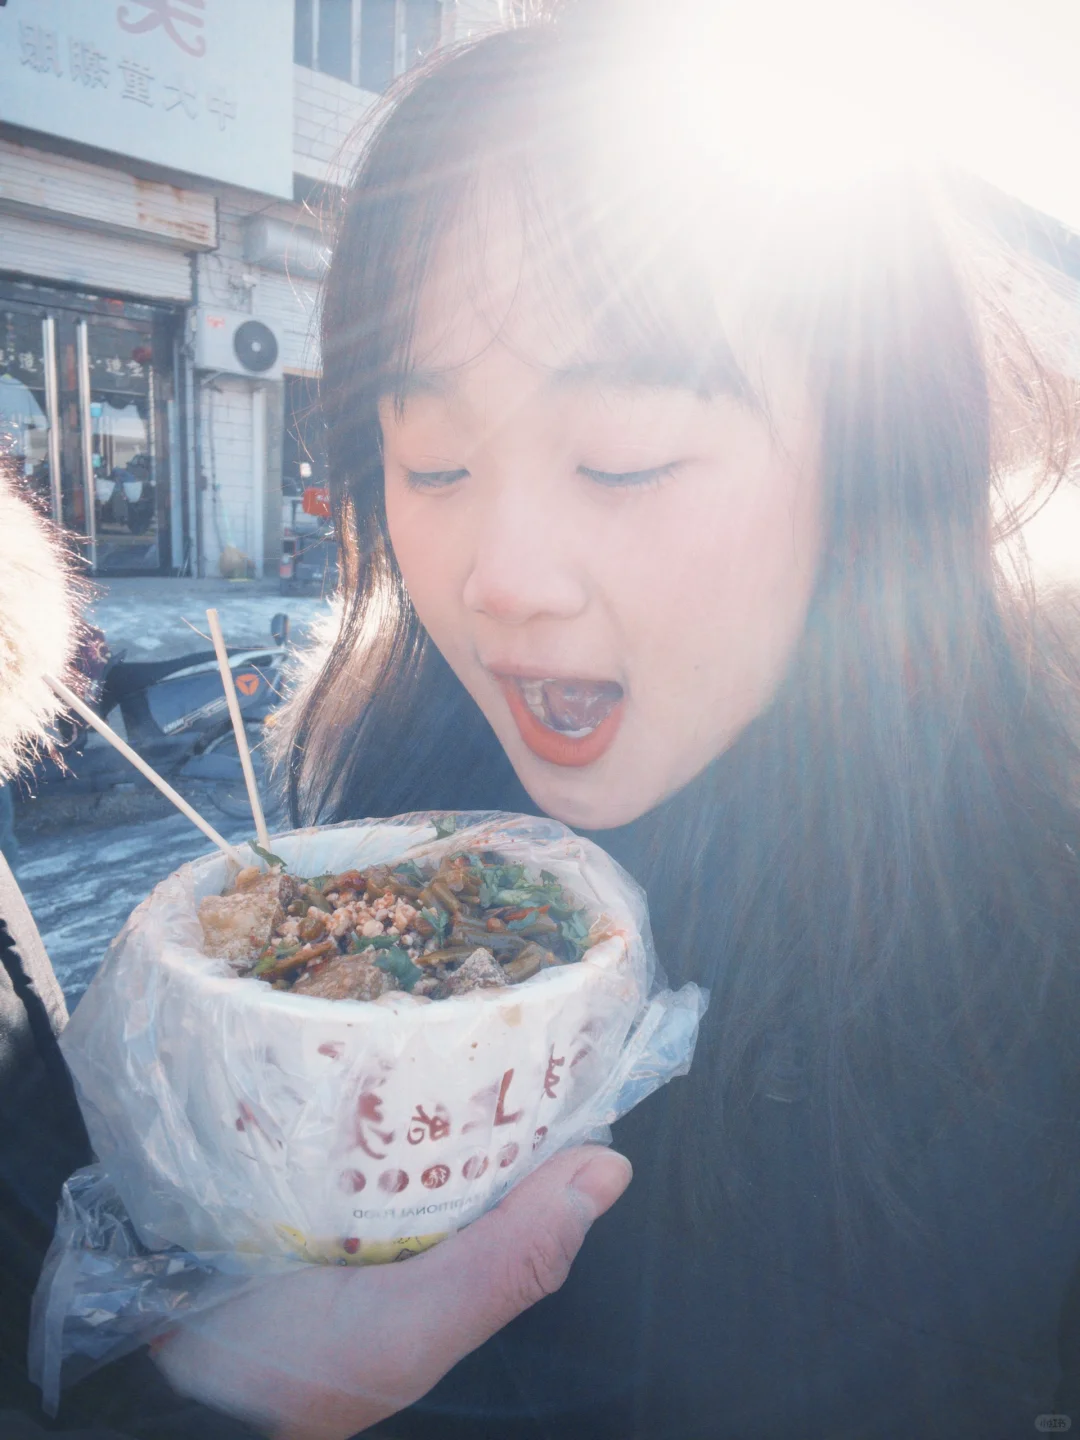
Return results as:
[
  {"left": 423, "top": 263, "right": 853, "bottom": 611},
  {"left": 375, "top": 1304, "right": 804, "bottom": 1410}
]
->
[
  {"left": 294, "top": 65, "right": 376, "bottom": 187},
  {"left": 199, "top": 376, "right": 259, "bottom": 574},
  {"left": 197, "top": 187, "right": 322, "bottom": 372},
  {"left": 194, "top": 178, "right": 322, "bottom": 577}
]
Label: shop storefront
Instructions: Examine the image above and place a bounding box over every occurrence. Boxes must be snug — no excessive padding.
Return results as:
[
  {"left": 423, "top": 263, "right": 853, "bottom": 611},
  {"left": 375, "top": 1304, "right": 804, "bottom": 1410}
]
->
[
  {"left": 0, "top": 279, "right": 181, "bottom": 575},
  {"left": 0, "top": 0, "right": 293, "bottom": 578}
]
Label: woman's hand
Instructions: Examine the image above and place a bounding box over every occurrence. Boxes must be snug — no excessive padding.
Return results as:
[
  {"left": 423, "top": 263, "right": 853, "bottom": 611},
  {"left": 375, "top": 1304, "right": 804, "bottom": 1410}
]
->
[{"left": 153, "top": 1145, "right": 631, "bottom": 1440}]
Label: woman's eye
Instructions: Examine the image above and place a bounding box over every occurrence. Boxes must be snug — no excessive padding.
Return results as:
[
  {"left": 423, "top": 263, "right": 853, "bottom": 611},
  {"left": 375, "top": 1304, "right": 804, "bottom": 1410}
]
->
[
  {"left": 577, "top": 461, "right": 679, "bottom": 489},
  {"left": 403, "top": 468, "right": 469, "bottom": 491}
]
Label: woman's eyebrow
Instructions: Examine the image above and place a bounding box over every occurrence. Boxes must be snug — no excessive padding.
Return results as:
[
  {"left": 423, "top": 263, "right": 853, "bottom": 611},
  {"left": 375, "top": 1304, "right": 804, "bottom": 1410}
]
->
[
  {"left": 382, "top": 355, "right": 756, "bottom": 403},
  {"left": 550, "top": 355, "right": 754, "bottom": 400}
]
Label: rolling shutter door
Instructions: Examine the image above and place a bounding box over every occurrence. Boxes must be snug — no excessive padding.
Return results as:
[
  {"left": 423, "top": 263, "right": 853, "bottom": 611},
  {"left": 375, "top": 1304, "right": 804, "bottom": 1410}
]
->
[{"left": 0, "top": 212, "right": 192, "bottom": 303}]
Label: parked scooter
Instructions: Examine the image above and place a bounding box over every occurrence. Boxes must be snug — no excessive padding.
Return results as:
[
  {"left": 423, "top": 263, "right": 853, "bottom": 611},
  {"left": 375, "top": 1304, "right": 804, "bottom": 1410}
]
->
[{"left": 23, "top": 615, "right": 292, "bottom": 823}]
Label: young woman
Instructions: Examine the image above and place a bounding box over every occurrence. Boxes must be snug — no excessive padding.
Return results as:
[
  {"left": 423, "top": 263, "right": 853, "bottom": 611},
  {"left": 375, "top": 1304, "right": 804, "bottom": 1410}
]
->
[
  {"left": 0, "top": 467, "right": 630, "bottom": 1440},
  {"left": 286, "top": 4, "right": 1080, "bottom": 1435}
]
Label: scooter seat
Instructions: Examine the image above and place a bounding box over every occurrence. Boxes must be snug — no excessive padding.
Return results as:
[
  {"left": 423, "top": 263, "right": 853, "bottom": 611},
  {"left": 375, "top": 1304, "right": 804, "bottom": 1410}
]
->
[{"left": 103, "top": 648, "right": 240, "bottom": 702}]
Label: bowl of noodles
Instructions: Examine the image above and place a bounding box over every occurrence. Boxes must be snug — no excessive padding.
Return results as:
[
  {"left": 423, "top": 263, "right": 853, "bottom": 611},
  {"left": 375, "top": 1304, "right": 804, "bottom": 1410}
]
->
[{"left": 59, "top": 812, "right": 658, "bottom": 1265}]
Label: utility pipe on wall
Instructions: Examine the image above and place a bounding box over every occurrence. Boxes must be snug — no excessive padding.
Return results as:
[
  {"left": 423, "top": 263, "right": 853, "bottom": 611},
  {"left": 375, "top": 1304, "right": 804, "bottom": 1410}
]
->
[
  {"left": 251, "top": 383, "right": 266, "bottom": 579},
  {"left": 41, "top": 315, "right": 62, "bottom": 529},
  {"left": 75, "top": 319, "right": 98, "bottom": 573}
]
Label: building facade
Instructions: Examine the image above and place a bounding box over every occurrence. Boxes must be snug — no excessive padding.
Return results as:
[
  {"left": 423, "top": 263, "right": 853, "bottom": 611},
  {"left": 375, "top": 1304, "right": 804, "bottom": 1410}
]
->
[{"left": 0, "top": 0, "right": 501, "bottom": 579}]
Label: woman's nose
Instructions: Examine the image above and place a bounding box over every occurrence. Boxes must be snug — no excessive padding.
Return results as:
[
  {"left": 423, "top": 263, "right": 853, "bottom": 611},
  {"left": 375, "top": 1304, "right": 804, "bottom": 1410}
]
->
[{"left": 461, "top": 491, "right": 589, "bottom": 626}]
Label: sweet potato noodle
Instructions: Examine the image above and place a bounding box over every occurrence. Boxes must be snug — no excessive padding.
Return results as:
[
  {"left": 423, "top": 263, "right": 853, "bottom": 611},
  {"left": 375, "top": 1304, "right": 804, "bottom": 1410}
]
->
[{"left": 200, "top": 838, "right": 608, "bottom": 1003}]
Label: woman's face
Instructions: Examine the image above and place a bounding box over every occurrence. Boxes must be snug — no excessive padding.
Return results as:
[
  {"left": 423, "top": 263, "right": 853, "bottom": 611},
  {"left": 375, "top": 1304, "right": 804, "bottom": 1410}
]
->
[{"left": 381, "top": 219, "right": 823, "bottom": 829}]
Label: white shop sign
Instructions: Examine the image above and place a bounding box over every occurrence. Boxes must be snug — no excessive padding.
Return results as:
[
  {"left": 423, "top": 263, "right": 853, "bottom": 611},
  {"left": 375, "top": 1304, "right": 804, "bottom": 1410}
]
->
[{"left": 0, "top": 0, "right": 293, "bottom": 199}]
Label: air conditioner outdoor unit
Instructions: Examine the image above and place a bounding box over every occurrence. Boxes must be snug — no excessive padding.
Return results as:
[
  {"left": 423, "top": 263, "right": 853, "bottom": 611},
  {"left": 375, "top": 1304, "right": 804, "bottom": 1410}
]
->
[{"left": 193, "top": 307, "right": 283, "bottom": 380}]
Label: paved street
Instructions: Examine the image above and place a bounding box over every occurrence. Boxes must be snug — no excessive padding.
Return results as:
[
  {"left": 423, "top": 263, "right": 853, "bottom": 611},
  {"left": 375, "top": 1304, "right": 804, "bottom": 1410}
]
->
[
  {"left": 17, "top": 808, "right": 256, "bottom": 1008},
  {"left": 86, "top": 575, "right": 335, "bottom": 661},
  {"left": 15, "top": 575, "right": 337, "bottom": 1007}
]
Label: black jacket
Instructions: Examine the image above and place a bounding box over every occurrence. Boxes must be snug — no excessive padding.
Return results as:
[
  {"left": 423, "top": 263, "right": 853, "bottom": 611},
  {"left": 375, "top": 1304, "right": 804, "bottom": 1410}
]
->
[
  {"left": 302, "top": 768, "right": 1080, "bottom": 1440},
  {"left": 0, "top": 854, "right": 261, "bottom": 1440},
  {"left": 385, "top": 990, "right": 1080, "bottom": 1440}
]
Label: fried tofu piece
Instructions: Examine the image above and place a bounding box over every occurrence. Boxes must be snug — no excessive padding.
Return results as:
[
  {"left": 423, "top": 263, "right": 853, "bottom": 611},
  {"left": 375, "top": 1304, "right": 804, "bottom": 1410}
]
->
[
  {"left": 198, "top": 872, "right": 289, "bottom": 967},
  {"left": 291, "top": 955, "right": 399, "bottom": 1002},
  {"left": 444, "top": 947, "right": 508, "bottom": 995}
]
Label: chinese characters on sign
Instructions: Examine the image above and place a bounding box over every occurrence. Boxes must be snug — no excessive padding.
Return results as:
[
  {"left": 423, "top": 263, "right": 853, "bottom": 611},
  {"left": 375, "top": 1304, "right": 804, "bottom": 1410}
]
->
[
  {"left": 164, "top": 74, "right": 198, "bottom": 118},
  {"left": 70, "top": 40, "right": 109, "bottom": 88},
  {"left": 207, "top": 87, "right": 237, "bottom": 130},
  {"left": 119, "top": 57, "right": 154, "bottom": 105},
  {"left": 96, "top": 355, "right": 147, "bottom": 380},
  {"left": 17, "top": 19, "right": 234, "bottom": 127},
  {"left": 3, "top": 0, "right": 291, "bottom": 197},
  {"left": 19, "top": 24, "right": 63, "bottom": 75}
]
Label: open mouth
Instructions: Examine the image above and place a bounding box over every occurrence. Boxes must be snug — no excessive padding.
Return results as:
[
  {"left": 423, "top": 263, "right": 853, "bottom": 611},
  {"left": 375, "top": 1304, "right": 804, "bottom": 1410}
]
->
[
  {"left": 517, "top": 678, "right": 624, "bottom": 736},
  {"left": 496, "top": 676, "right": 625, "bottom": 768}
]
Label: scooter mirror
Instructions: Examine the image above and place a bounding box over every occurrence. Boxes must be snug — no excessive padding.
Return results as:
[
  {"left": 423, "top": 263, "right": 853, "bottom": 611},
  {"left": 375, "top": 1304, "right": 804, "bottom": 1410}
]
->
[{"left": 271, "top": 612, "right": 291, "bottom": 647}]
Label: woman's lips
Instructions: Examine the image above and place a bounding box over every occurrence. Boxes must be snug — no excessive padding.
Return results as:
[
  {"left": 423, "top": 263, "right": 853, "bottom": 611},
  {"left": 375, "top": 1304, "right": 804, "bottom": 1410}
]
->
[{"left": 496, "top": 676, "right": 625, "bottom": 768}]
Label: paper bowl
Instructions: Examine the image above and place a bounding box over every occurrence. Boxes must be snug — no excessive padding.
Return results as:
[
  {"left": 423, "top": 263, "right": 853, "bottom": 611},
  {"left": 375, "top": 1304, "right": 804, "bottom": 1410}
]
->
[{"left": 61, "top": 815, "right": 650, "bottom": 1264}]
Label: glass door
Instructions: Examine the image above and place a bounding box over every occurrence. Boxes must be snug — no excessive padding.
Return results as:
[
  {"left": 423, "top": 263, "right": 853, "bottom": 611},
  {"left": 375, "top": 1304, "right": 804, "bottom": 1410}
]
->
[
  {"left": 0, "top": 287, "right": 173, "bottom": 574},
  {"left": 79, "top": 316, "right": 160, "bottom": 572},
  {"left": 0, "top": 306, "right": 59, "bottom": 518}
]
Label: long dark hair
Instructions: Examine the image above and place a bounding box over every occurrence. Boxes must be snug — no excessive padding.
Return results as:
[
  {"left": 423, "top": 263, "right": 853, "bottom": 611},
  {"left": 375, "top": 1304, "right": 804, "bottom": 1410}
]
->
[{"left": 284, "top": 12, "right": 1080, "bottom": 1236}]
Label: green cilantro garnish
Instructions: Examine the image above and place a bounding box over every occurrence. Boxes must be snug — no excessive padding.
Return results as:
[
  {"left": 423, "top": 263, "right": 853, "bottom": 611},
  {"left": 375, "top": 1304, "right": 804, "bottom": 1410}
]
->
[
  {"left": 350, "top": 934, "right": 402, "bottom": 952},
  {"left": 373, "top": 946, "right": 423, "bottom": 991},
  {"left": 420, "top": 906, "right": 451, "bottom": 945},
  {"left": 249, "top": 841, "right": 288, "bottom": 870}
]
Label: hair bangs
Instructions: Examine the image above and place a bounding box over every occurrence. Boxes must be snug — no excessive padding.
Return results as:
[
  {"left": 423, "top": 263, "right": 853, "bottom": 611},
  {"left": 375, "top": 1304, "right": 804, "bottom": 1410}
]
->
[{"left": 324, "top": 29, "right": 768, "bottom": 435}]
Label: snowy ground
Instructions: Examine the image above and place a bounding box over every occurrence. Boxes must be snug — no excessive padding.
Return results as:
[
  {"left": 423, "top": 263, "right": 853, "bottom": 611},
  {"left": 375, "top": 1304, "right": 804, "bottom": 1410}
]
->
[
  {"left": 17, "top": 809, "right": 256, "bottom": 1008},
  {"left": 86, "top": 575, "right": 336, "bottom": 661},
  {"left": 15, "top": 575, "right": 339, "bottom": 1007}
]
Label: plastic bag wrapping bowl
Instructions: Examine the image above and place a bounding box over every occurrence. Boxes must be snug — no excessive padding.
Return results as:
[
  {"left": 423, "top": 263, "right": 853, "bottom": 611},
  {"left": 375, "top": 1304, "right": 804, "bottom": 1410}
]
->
[{"left": 32, "top": 811, "right": 707, "bottom": 1409}]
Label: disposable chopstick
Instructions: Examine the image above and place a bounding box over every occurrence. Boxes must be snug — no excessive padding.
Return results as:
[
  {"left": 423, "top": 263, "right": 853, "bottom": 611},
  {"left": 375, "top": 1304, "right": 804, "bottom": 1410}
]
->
[
  {"left": 42, "top": 673, "right": 247, "bottom": 867},
  {"left": 205, "top": 608, "right": 271, "bottom": 853}
]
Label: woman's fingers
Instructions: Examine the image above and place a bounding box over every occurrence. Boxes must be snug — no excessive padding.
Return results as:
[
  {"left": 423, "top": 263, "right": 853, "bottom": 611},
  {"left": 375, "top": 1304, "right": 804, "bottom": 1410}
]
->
[
  {"left": 159, "top": 1146, "right": 632, "bottom": 1440},
  {"left": 277, "top": 1145, "right": 633, "bottom": 1438},
  {"left": 424, "top": 1144, "right": 633, "bottom": 1355}
]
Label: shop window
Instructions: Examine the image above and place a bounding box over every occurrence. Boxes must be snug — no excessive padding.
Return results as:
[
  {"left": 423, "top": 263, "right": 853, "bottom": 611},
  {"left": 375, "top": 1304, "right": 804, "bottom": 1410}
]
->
[
  {"left": 294, "top": 0, "right": 443, "bottom": 91},
  {"left": 0, "top": 285, "right": 175, "bottom": 576},
  {"left": 318, "top": 0, "right": 354, "bottom": 81},
  {"left": 358, "top": 0, "right": 395, "bottom": 93},
  {"left": 294, "top": 0, "right": 314, "bottom": 66},
  {"left": 0, "top": 308, "right": 51, "bottom": 513},
  {"left": 403, "top": 0, "right": 442, "bottom": 71}
]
